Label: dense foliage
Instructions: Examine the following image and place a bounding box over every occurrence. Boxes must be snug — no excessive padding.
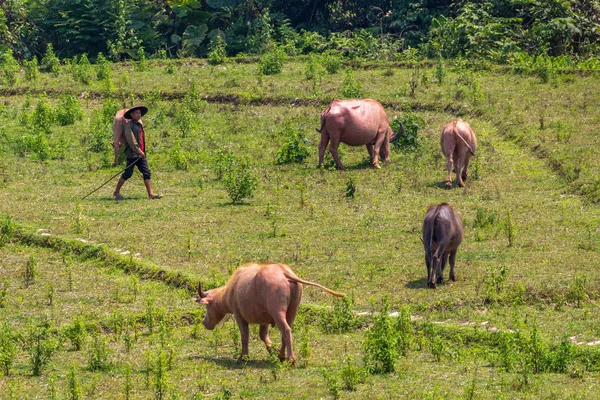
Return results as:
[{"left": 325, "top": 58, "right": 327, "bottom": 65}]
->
[{"left": 1, "top": 0, "right": 599, "bottom": 62}]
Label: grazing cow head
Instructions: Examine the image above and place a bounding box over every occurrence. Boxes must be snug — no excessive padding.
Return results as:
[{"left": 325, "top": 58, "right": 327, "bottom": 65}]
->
[{"left": 195, "top": 283, "right": 227, "bottom": 330}]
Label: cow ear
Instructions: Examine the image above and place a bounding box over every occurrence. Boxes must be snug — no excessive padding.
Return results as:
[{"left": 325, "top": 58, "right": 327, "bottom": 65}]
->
[{"left": 199, "top": 296, "right": 211, "bottom": 305}]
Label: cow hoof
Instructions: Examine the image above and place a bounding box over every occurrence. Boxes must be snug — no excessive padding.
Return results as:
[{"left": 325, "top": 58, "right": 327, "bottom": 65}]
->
[
  {"left": 428, "top": 282, "right": 437, "bottom": 289},
  {"left": 445, "top": 181, "right": 452, "bottom": 188},
  {"left": 458, "top": 182, "right": 465, "bottom": 187},
  {"left": 437, "top": 277, "right": 443, "bottom": 284}
]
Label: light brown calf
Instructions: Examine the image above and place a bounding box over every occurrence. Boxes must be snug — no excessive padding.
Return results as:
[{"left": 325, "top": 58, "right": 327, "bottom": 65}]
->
[{"left": 441, "top": 119, "right": 477, "bottom": 187}]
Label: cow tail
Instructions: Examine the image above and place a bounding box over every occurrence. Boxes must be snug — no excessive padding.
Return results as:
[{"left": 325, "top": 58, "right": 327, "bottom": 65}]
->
[
  {"left": 283, "top": 272, "right": 346, "bottom": 298},
  {"left": 316, "top": 103, "right": 333, "bottom": 133},
  {"left": 453, "top": 122, "right": 475, "bottom": 156}
]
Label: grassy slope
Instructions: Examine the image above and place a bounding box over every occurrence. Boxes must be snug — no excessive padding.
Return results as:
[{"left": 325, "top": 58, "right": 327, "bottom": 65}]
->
[{"left": 0, "top": 58, "right": 599, "bottom": 398}]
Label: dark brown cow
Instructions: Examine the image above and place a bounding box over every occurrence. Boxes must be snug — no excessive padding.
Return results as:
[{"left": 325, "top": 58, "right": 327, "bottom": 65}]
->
[
  {"left": 441, "top": 119, "right": 477, "bottom": 188},
  {"left": 317, "top": 99, "right": 393, "bottom": 170},
  {"left": 422, "top": 203, "right": 464, "bottom": 288},
  {"left": 195, "top": 263, "right": 345, "bottom": 362}
]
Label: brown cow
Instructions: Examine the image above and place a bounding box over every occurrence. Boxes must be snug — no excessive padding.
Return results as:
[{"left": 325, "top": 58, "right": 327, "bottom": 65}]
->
[
  {"left": 112, "top": 109, "right": 129, "bottom": 166},
  {"left": 441, "top": 119, "right": 477, "bottom": 188},
  {"left": 422, "top": 203, "right": 464, "bottom": 288},
  {"left": 317, "top": 99, "right": 393, "bottom": 170},
  {"left": 195, "top": 263, "right": 345, "bottom": 362}
]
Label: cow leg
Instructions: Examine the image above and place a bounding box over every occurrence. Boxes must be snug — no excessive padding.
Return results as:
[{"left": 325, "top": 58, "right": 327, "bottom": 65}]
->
[
  {"left": 372, "top": 130, "right": 386, "bottom": 168},
  {"left": 259, "top": 324, "right": 272, "bottom": 354},
  {"left": 235, "top": 316, "right": 250, "bottom": 362},
  {"left": 329, "top": 138, "right": 345, "bottom": 170},
  {"left": 438, "top": 253, "right": 449, "bottom": 284},
  {"left": 274, "top": 313, "right": 295, "bottom": 362},
  {"left": 318, "top": 131, "right": 330, "bottom": 168},
  {"left": 462, "top": 155, "right": 471, "bottom": 182},
  {"left": 445, "top": 153, "right": 454, "bottom": 188},
  {"left": 425, "top": 254, "right": 432, "bottom": 286},
  {"left": 366, "top": 144, "right": 374, "bottom": 160},
  {"left": 449, "top": 251, "right": 457, "bottom": 282}
]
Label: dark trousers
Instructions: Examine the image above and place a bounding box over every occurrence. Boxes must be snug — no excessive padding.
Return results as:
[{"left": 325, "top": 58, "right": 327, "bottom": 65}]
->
[{"left": 121, "top": 157, "right": 151, "bottom": 181}]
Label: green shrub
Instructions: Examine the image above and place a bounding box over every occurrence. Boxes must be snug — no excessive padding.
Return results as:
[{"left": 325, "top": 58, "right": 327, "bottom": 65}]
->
[
  {"left": 258, "top": 47, "right": 286, "bottom": 75},
  {"left": 41, "top": 43, "right": 61, "bottom": 75},
  {"left": 27, "top": 321, "right": 59, "bottom": 376},
  {"left": 211, "top": 149, "right": 235, "bottom": 181},
  {"left": 96, "top": 52, "right": 112, "bottom": 80},
  {"left": 304, "top": 54, "right": 325, "bottom": 81},
  {"left": 32, "top": 94, "right": 54, "bottom": 135},
  {"left": 73, "top": 54, "right": 94, "bottom": 84},
  {"left": 363, "top": 298, "right": 399, "bottom": 374},
  {"left": 23, "top": 254, "right": 37, "bottom": 288},
  {"left": 23, "top": 57, "right": 39, "bottom": 82},
  {"left": 64, "top": 317, "right": 88, "bottom": 351},
  {"left": 1, "top": 50, "right": 19, "bottom": 86},
  {"left": 390, "top": 112, "right": 425, "bottom": 151},
  {"left": 322, "top": 51, "right": 343, "bottom": 74},
  {"left": 67, "top": 366, "right": 82, "bottom": 400},
  {"left": 170, "top": 144, "right": 190, "bottom": 171},
  {"left": 208, "top": 34, "right": 227, "bottom": 66},
  {"left": 0, "top": 322, "right": 17, "bottom": 376},
  {"left": 321, "top": 296, "right": 357, "bottom": 334},
  {"left": 55, "top": 95, "right": 83, "bottom": 126},
  {"left": 339, "top": 356, "right": 366, "bottom": 391},
  {"left": 87, "top": 334, "right": 111, "bottom": 371},
  {"left": 341, "top": 68, "right": 363, "bottom": 98},
  {"left": 223, "top": 159, "right": 258, "bottom": 204},
  {"left": 275, "top": 123, "right": 310, "bottom": 164},
  {"left": 0, "top": 282, "right": 7, "bottom": 307}
]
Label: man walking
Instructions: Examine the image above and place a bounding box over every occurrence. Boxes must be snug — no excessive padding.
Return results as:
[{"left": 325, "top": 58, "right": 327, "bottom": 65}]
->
[{"left": 113, "top": 106, "right": 162, "bottom": 200}]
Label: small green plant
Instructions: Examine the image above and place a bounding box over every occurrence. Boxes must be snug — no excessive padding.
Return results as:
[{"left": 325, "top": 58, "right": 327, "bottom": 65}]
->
[
  {"left": 0, "top": 282, "right": 7, "bottom": 307},
  {"left": 170, "top": 144, "right": 190, "bottom": 171},
  {"left": 87, "top": 334, "right": 111, "bottom": 371},
  {"left": 258, "top": 47, "right": 286, "bottom": 75},
  {"left": 0, "top": 216, "right": 16, "bottom": 247},
  {"left": 345, "top": 177, "right": 356, "bottom": 199},
  {"left": 484, "top": 265, "right": 508, "bottom": 304},
  {"left": 1, "top": 50, "right": 19, "bottom": 86},
  {"left": 154, "top": 350, "right": 170, "bottom": 399},
  {"left": 32, "top": 93, "right": 55, "bottom": 135},
  {"left": 165, "top": 62, "right": 175, "bottom": 74},
  {"left": 208, "top": 34, "right": 227, "bottom": 66},
  {"left": 567, "top": 275, "right": 587, "bottom": 308},
  {"left": 321, "top": 296, "right": 357, "bottom": 333},
  {"left": 0, "top": 322, "right": 17, "bottom": 376},
  {"left": 395, "top": 305, "right": 413, "bottom": 356},
  {"left": 41, "top": 43, "right": 61, "bottom": 75},
  {"left": 322, "top": 51, "right": 343, "bottom": 74},
  {"left": 341, "top": 68, "right": 363, "bottom": 98},
  {"left": 23, "top": 57, "right": 40, "bottom": 82},
  {"left": 146, "top": 298, "right": 155, "bottom": 334},
  {"left": 435, "top": 55, "right": 445, "bottom": 85},
  {"left": 321, "top": 368, "right": 341, "bottom": 399},
  {"left": 267, "top": 348, "right": 282, "bottom": 381},
  {"left": 222, "top": 160, "right": 258, "bottom": 204},
  {"left": 66, "top": 366, "right": 82, "bottom": 400},
  {"left": 175, "top": 105, "right": 195, "bottom": 137},
  {"left": 55, "top": 95, "right": 83, "bottom": 126},
  {"left": 134, "top": 47, "right": 147, "bottom": 72},
  {"left": 123, "top": 364, "right": 132, "bottom": 399},
  {"left": 23, "top": 254, "right": 37, "bottom": 288},
  {"left": 27, "top": 321, "right": 59, "bottom": 376},
  {"left": 46, "top": 284, "right": 54, "bottom": 306},
  {"left": 75, "top": 54, "right": 95, "bottom": 83},
  {"left": 504, "top": 210, "right": 516, "bottom": 247},
  {"left": 363, "top": 298, "right": 399, "bottom": 374},
  {"left": 275, "top": 123, "right": 310, "bottom": 164},
  {"left": 390, "top": 112, "right": 425, "bottom": 151},
  {"left": 339, "top": 356, "right": 366, "bottom": 391},
  {"left": 64, "top": 317, "right": 87, "bottom": 351},
  {"left": 304, "top": 54, "right": 325, "bottom": 81}
]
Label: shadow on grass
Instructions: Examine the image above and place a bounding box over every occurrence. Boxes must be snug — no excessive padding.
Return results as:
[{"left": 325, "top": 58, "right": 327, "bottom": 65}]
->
[
  {"left": 190, "top": 354, "right": 271, "bottom": 369},
  {"left": 405, "top": 278, "right": 428, "bottom": 289},
  {"left": 93, "top": 196, "right": 146, "bottom": 202}
]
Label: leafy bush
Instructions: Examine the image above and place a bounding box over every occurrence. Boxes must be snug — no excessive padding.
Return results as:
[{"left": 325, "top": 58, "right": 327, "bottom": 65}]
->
[
  {"left": 322, "top": 51, "right": 343, "bottom": 74},
  {"left": 95, "top": 52, "right": 111, "bottom": 80},
  {"left": 1, "top": 50, "right": 20, "bottom": 86},
  {"left": 275, "top": 123, "right": 310, "bottom": 164},
  {"left": 223, "top": 159, "right": 258, "bottom": 204},
  {"left": 0, "top": 322, "right": 17, "bottom": 376},
  {"left": 341, "top": 68, "right": 363, "bottom": 98},
  {"left": 258, "top": 47, "right": 286, "bottom": 75},
  {"left": 87, "top": 334, "right": 111, "bottom": 371},
  {"left": 41, "top": 43, "right": 61, "bottom": 75},
  {"left": 27, "top": 320, "right": 59, "bottom": 376},
  {"left": 304, "top": 54, "right": 325, "bottom": 81},
  {"left": 170, "top": 144, "right": 190, "bottom": 171},
  {"left": 32, "top": 94, "right": 54, "bottom": 135},
  {"left": 320, "top": 296, "right": 357, "bottom": 334},
  {"left": 73, "top": 54, "right": 94, "bottom": 84},
  {"left": 55, "top": 95, "right": 83, "bottom": 126},
  {"left": 64, "top": 317, "right": 88, "bottom": 351},
  {"left": 363, "top": 298, "right": 399, "bottom": 374},
  {"left": 208, "top": 34, "right": 227, "bottom": 66},
  {"left": 23, "top": 57, "right": 39, "bottom": 82},
  {"left": 390, "top": 112, "right": 425, "bottom": 151}
]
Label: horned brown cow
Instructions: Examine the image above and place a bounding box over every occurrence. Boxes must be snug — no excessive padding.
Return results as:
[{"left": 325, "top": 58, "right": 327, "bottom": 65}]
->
[
  {"left": 195, "top": 263, "right": 345, "bottom": 362},
  {"left": 317, "top": 99, "right": 393, "bottom": 170},
  {"left": 422, "top": 203, "right": 464, "bottom": 288},
  {"left": 441, "top": 119, "right": 477, "bottom": 188}
]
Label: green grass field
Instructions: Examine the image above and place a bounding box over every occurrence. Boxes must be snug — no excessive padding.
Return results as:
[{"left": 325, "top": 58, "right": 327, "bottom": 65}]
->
[{"left": 0, "top": 57, "right": 599, "bottom": 398}]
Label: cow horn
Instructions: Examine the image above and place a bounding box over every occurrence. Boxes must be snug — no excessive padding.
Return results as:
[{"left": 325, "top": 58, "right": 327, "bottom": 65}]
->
[{"left": 197, "top": 282, "right": 208, "bottom": 298}]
